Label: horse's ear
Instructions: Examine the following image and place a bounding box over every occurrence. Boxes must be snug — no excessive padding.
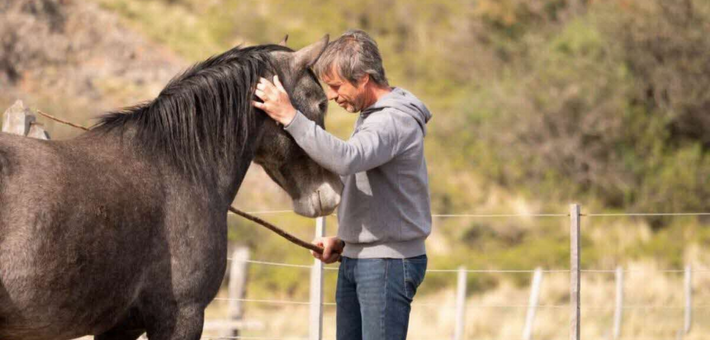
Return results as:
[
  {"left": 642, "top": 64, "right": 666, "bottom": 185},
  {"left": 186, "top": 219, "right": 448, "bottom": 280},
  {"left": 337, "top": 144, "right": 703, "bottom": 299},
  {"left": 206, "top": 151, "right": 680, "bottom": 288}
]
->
[
  {"left": 293, "top": 34, "right": 329, "bottom": 70},
  {"left": 278, "top": 34, "right": 289, "bottom": 46}
]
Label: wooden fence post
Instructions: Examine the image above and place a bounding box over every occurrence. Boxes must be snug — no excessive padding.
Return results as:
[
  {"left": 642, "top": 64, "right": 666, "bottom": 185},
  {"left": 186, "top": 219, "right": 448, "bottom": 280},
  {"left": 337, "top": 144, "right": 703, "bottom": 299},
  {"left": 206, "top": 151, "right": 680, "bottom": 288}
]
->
[
  {"left": 2, "top": 100, "right": 50, "bottom": 139},
  {"left": 453, "top": 266, "right": 467, "bottom": 340},
  {"left": 523, "top": 267, "right": 544, "bottom": 340},
  {"left": 3, "top": 100, "right": 33, "bottom": 136},
  {"left": 613, "top": 266, "right": 623, "bottom": 339},
  {"left": 309, "top": 217, "right": 326, "bottom": 340},
  {"left": 28, "top": 122, "right": 50, "bottom": 140},
  {"left": 222, "top": 247, "right": 250, "bottom": 338},
  {"left": 570, "top": 204, "right": 581, "bottom": 340}
]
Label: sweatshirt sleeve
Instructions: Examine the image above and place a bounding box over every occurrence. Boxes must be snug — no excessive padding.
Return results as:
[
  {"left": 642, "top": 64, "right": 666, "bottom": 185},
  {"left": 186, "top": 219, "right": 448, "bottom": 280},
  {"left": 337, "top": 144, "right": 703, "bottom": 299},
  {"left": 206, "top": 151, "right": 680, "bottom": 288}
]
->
[{"left": 283, "top": 110, "right": 399, "bottom": 176}]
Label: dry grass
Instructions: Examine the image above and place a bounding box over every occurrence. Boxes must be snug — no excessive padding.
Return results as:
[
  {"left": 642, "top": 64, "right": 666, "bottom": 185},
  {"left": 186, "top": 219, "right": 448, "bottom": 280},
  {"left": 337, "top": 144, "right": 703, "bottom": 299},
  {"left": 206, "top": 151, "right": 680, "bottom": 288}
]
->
[{"left": 200, "top": 259, "right": 710, "bottom": 340}]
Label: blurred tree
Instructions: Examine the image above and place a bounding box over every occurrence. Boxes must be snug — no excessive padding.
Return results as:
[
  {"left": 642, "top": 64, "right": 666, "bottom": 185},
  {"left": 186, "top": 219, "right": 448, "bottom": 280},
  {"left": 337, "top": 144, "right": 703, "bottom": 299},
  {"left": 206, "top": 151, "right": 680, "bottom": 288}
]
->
[{"left": 601, "top": 0, "right": 710, "bottom": 148}]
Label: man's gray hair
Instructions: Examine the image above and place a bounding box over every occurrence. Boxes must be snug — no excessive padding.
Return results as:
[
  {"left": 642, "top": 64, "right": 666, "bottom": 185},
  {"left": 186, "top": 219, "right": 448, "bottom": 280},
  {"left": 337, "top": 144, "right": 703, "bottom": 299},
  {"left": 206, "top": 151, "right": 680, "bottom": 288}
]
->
[{"left": 314, "top": 29, "right": 389, "bottom": 87}]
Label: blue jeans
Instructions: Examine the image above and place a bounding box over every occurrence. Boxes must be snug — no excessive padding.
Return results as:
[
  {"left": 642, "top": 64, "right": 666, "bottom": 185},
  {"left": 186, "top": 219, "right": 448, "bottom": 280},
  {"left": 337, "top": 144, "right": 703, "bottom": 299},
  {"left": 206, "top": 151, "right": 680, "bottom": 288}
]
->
[{"left": 336, "top": 255, "right": 428, "bottom": 340}]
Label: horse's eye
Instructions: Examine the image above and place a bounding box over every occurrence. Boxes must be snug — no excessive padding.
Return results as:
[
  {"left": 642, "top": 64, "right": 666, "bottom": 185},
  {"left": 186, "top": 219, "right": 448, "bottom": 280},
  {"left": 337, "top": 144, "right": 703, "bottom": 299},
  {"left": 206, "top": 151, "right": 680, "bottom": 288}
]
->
[{"left": 318, "top": 101, "right": 328, "bottom": 113}]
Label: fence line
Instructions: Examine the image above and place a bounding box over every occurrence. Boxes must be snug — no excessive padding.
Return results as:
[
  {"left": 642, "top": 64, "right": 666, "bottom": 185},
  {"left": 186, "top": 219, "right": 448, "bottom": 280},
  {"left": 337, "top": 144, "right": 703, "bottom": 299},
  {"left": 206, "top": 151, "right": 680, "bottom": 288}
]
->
[
  {"left": 586, "top": 212, "right": 710, "bottom": 217},
  {"left": 211, "top": 296, "right": 710, "bottom": 311},
  {"left": 224, "top": 201, "right": 709, "bottom": 339},
  {"left": 202, "top": 337, "right": 308, "bottom": 340},
  {"left": 231, "top": 210, "right": 710, "bottom": 218},
  {"left": 204, "top": 338, "right": 710, "bottom": 340},
  {"left": 229, "top": 257, "right": 710, "bottom": 275}
]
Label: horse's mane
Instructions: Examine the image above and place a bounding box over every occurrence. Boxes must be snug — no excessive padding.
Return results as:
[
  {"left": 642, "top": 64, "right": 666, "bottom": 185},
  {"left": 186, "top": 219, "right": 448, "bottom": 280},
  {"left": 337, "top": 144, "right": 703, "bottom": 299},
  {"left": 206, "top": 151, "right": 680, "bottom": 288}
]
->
[{"left": 94, "top": 44, "right": 291, "bottom": 180}]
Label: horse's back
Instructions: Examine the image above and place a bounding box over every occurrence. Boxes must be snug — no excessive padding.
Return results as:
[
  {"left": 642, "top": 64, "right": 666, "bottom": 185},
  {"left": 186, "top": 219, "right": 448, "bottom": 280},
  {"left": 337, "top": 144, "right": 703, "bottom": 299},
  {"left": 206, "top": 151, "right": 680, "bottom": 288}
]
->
[{"left": 0, "top": 132, "right": 164, "bottom": 339}]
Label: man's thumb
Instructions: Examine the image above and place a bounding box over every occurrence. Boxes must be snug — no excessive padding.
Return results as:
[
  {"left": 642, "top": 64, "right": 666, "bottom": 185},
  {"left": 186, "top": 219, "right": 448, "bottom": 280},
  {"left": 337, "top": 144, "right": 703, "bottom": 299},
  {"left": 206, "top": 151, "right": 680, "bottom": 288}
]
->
[{"left": 322, "top": 246, "right": 332, "bottom": 259}]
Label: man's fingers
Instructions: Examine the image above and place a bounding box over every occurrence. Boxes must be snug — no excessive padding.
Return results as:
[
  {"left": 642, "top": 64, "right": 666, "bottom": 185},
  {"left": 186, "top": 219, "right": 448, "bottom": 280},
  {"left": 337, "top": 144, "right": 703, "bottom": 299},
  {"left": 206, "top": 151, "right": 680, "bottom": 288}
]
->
[
  {"left": 255, "top": 88, "right": 268, "bottom": 99},
  {"left": 324, "top": 253, "right": 341, "bottom": 264}
]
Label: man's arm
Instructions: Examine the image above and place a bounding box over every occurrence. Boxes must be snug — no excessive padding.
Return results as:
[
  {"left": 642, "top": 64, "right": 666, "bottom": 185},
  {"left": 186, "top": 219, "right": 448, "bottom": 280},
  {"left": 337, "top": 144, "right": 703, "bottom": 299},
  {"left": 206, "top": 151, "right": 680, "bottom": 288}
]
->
[
  {"left": 285, "top": 110, "right": 398, "bottom": 175},
  {"left": 253, "top": 76, "right": 399, "bottom": 176}
]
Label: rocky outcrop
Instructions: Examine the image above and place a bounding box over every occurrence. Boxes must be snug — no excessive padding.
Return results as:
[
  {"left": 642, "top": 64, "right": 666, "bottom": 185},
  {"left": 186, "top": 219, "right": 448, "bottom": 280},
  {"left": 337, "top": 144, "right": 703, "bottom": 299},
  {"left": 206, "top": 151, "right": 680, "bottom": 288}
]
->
[{"left": 0, "top": 0, "right": 186, "bottom": 136}]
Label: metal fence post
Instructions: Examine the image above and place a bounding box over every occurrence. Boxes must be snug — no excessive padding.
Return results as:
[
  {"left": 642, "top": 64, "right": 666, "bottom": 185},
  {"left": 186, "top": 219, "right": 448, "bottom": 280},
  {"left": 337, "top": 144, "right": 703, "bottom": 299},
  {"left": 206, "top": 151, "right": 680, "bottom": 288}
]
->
[
  {"left": 453, "top": 266, "right": 467, "bottom": 340},
  {"left": 570, "top": 204, "right": 581, "bottom": 340},
  {"left": 523, "top": 267, "right": 544, "bottom": 340},
  {"left": 309, "top": 217, "right": 326, "bottom": 340},
  {"left": 613, "top": 266, "right": 624, "bottom": 339},
  {"left": 684, "top": 265, "right": 692, "bottom": 334}
]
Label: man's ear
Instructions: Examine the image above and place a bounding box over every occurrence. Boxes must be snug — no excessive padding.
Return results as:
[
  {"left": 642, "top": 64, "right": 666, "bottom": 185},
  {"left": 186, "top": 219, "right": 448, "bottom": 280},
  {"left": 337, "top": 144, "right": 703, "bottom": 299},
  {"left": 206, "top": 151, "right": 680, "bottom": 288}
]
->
[{"left": 357, "top": 74, "right": 370, "bottom": 89}]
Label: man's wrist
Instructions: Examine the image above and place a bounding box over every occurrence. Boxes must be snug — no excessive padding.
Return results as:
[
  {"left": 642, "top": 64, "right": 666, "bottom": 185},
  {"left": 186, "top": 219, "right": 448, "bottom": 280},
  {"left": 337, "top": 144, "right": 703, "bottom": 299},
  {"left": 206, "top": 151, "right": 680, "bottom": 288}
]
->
[
  {"left": 278, "top": 107, "right": 295, "bottom": 126},
  {"left": 282, "top": 109, "right": 300, "bottom": 129}
]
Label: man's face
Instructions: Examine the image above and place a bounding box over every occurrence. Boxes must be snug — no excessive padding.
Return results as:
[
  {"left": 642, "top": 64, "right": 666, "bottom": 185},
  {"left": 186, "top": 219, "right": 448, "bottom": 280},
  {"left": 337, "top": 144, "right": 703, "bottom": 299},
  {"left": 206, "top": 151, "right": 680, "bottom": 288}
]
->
[{"left": 321, "top": 68, "right": 367, "bottom": 113}]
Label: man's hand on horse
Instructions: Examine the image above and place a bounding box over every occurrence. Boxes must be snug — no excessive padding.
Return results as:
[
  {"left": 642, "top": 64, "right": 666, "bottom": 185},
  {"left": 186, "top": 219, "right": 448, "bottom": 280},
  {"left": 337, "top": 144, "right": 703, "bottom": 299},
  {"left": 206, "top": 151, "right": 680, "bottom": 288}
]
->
[{"left": 252, "top": 76, "right": 296, "bottom": 126}]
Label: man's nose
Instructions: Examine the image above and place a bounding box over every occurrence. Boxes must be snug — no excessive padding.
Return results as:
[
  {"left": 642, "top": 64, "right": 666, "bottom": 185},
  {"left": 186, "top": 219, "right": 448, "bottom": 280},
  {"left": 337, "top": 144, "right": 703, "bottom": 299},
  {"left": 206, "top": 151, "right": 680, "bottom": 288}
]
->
[{"left": 326, "top": 88, "right": 337, "bottom": 101}]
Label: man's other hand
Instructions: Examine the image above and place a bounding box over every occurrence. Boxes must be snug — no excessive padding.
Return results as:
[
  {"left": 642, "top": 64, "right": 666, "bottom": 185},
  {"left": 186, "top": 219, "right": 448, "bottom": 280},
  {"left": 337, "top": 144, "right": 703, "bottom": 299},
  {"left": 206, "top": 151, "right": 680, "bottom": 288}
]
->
[{"left": 311, "top": 236, "right": 344, "bottom": 264}]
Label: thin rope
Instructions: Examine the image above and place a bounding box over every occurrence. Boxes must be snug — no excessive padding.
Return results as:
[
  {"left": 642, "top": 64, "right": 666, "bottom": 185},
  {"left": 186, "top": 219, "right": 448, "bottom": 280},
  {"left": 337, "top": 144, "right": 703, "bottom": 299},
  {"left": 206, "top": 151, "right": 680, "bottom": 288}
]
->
[
  {"left": 228, "top": 206, "right": 325, "bottom": 255},
  {"left": 36, "top": 109, "right": 91, "bottom": 131}
]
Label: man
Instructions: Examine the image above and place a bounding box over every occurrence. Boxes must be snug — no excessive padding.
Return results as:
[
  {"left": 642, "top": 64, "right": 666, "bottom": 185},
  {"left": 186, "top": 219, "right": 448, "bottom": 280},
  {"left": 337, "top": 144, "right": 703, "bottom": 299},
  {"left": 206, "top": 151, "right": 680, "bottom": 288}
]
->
[{"left": 252, "top": 29, "right": 432, "bottom": 340}]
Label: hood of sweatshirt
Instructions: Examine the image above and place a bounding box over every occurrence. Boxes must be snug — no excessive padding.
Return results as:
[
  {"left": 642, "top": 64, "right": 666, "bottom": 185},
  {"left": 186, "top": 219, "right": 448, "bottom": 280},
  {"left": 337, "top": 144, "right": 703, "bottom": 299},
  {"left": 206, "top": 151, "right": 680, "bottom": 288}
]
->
[{"left": 361, "top": 87, "right": 432, "bottom": 136}]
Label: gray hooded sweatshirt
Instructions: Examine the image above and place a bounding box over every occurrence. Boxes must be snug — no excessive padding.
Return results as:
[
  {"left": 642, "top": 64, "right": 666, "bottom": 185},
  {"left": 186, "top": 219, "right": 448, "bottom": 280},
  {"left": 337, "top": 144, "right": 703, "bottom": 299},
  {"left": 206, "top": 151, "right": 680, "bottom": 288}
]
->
[{"left": 284, "top": 87, "right": 432, "bottom": 258}]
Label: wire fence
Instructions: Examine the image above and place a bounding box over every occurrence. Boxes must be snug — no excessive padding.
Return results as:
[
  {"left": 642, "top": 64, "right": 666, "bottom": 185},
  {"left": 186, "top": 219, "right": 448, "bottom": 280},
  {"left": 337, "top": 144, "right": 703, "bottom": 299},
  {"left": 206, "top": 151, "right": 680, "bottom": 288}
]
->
[{"left": 209, "top": 208, "right": 710, "bottom": 340}]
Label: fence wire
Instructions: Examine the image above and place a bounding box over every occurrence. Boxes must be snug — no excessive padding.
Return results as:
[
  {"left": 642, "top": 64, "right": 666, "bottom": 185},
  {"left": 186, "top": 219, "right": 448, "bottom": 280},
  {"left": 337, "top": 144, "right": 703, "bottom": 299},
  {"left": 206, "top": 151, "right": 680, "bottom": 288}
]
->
[
  {"left": 220, "top": 208, "right": 709, "bottom": 338},
  {"left": 233, "top": 210, "right": 710, "bottom": 218}
]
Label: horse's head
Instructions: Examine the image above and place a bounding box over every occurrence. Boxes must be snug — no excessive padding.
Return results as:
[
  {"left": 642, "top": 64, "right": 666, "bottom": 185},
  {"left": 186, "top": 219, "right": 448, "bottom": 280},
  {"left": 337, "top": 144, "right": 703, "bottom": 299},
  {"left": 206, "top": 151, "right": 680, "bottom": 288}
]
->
[{"left": 253, "top": 36, "right": 342, "bottom": 217}]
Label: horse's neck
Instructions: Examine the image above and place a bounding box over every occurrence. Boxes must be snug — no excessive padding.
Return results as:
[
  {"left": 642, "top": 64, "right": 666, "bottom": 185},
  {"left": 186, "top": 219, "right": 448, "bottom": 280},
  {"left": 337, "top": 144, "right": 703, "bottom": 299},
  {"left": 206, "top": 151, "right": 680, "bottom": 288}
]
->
[
  {"left": 78, "top": 120, "right": 262, "bottom": 209},
  {"left": 217, "top": 145, "right": 256, "bottom": 206}
]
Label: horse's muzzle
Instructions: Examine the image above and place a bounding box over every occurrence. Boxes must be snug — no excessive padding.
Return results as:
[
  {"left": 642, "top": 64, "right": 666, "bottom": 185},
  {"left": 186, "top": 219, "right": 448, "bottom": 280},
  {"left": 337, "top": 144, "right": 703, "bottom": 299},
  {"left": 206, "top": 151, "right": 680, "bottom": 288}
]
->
[{"left": 293, "top": 181, "right": 342, "bottom": 217}]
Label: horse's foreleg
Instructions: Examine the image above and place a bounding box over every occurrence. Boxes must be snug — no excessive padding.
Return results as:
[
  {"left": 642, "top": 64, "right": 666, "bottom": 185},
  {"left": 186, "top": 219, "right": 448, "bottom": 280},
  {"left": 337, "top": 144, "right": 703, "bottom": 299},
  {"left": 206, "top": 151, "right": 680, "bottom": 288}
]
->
[
  {"left": 144, "top": 305, "right": 205, "bottom": 340},
  {"left": 95, "top": 310, "right": 146, "bottom": 340},
  {"left": 95, "top": 329, "right": 145, "bottom": 340}
]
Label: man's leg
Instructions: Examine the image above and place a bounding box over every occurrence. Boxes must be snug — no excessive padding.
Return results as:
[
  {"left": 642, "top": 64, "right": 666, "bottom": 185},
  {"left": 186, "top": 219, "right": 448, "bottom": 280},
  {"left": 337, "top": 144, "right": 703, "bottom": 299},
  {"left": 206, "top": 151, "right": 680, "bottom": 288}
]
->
[
  {"left": 337, "top": 257, "right": 362, "bottom": 340},
  {"left": 355, "top": 256, "right": 428, "bottom": 340}
]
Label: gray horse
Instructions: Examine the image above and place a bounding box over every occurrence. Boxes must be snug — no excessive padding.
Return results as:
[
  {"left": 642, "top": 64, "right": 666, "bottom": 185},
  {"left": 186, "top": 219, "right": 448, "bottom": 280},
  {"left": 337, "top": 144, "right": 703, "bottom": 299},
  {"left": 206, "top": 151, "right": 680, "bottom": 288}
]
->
[{"left": 0, "top": 36, "right": 341, "bottom": 340}]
